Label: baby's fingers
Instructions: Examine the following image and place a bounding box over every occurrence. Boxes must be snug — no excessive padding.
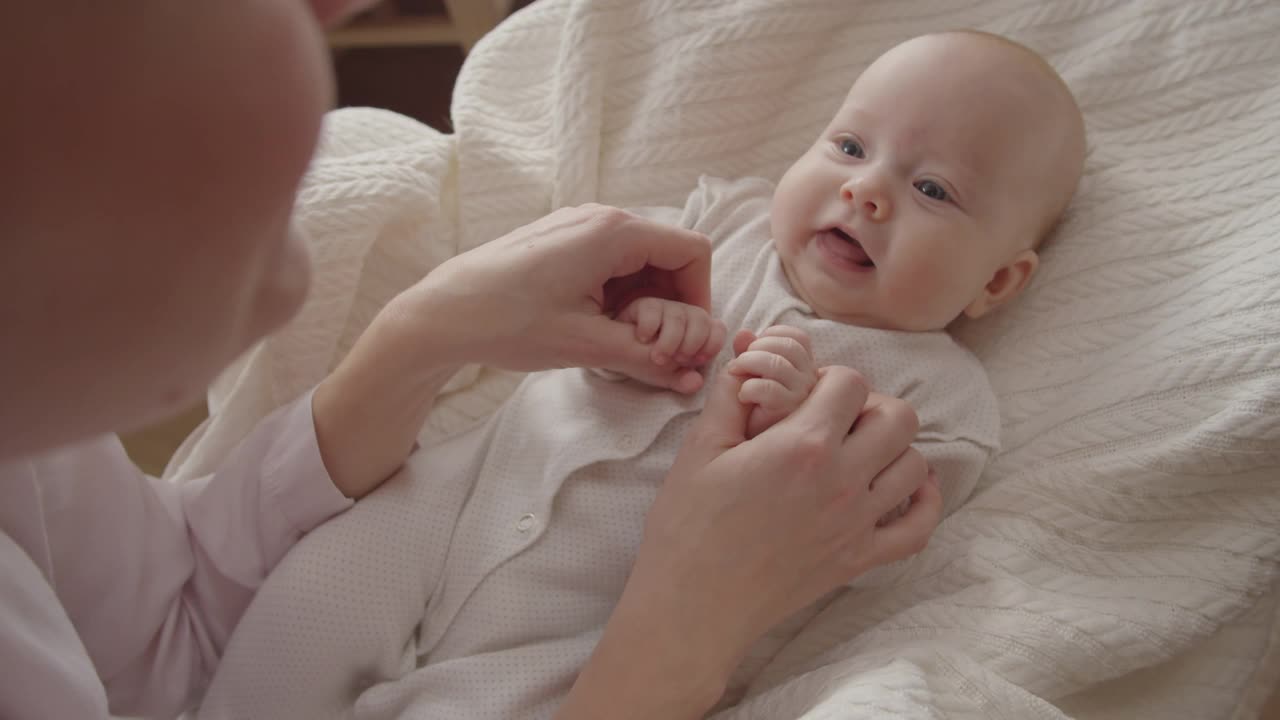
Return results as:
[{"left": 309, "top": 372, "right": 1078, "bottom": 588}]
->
[
  {"left": 693, "top": 319, "right": 728, "bottom": 366},
  {"left": 729, "top": 350, "right": 807, "bottom": 395},
  {"left": 755, "top": 325, "right": 813, "bottom": 354},
  {"left": 745, "top": 334, "right": 816, "bottom": 379},
  {"left": 675, "top": 312, "right": 711, "bottom": 365},
  {"left": 624, "top": 298, "right": 664, "bottom": 343},
  {"left": 739, "top": 377, "right": 801, "bottom": 413},
  {"left": 652, "top": 305, "right": 688, "bottom": 366}
]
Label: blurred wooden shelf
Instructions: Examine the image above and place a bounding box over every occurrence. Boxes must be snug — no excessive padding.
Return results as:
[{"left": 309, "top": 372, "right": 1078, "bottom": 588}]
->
[{"left": 329, "top": 0, "right": 512, "bottom": 52}]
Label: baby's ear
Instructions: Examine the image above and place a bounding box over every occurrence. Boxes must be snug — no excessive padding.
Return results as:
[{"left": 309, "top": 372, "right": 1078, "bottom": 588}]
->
[{"left": 963, "top": 249, "right": 1039, "bottom": 319}]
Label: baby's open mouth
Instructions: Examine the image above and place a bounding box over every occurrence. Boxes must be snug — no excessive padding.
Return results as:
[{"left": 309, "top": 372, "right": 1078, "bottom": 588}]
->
[{"left": 827, "top": 228, "right": 875, "bottom": 268}]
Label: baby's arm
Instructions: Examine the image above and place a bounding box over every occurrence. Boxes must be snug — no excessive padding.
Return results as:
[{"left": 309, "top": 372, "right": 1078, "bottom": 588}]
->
[
  {"left": 727, "top": 326, "right": 818, "bottom": 439},
  {"left": 615, "top": 297, "right": 727, "bottom": 393}
]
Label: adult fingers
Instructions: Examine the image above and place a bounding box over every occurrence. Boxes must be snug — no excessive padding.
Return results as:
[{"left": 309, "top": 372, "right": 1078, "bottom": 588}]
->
[
  {"left": 606, "top": 211, "right": 713, "bottom": 311},
  {"left": 840, "top": 393, "right": 920, "bottom": 481},
  {"left": 866, "top": 447, "right": 929, "bottom": 518},
  {"left": 775, "top": 365, "right": 869, "bottom": 447},
  {"left": 870, "top": 472, "right": 943, "bottom": 565},
  {"left": 675, "top": 367, "right": 752, "bottom": 468}
]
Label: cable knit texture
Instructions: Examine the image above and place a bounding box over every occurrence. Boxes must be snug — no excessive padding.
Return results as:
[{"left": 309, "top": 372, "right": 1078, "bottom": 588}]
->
[{"left": 175, "top": 1, "right": 1280, "bottom": 718}]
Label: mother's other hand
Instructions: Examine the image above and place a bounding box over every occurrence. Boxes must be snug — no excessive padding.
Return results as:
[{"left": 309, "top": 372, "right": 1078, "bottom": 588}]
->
[{"left": 559, "top": 365, "right": 941, "bottom": 718}]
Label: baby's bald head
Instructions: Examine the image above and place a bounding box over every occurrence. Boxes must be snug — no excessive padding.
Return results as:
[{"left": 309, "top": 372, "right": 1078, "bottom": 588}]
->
[
  {"left": 948, "top": 30, "right": 1086, "bottom": 245},
  {"left": 769, "top": 30, "right": 1088, "bottom": 330},
  {"left": 849, "top": 30, "right": 1086, "bottom": 249}
]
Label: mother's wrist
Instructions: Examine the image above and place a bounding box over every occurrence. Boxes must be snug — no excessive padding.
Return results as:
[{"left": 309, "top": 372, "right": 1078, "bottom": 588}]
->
[
  {"left": 393, "top": 260, "right": 528, "bottom": 369},
  {"left": 369, "top": 286, "right": 474, "bottom": 378},
  {"left": 312, "top": 293, "right": 466, "bottom": 498},
  {"left": 609, "top": 581, "right": 740, "bottom": 708},
  {"left": 573, "top": 597, "right": 731, "bottom": 720}
]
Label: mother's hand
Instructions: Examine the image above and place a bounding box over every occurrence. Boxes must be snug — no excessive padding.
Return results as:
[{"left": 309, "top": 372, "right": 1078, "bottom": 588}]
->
[
  {"left": 315, "top": 205, "right": 710, "bottom": 499},
  {"left": 397, "top": 204, "right": 713, "bottom": 387},
  {"left": 558, "top": 366, "right": 941, "bottom": 719}
]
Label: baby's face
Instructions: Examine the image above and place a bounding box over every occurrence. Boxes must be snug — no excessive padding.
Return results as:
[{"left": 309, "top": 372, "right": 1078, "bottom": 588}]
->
[{"left": 772, "top": 32, "right": 1082, "bottom": 331}]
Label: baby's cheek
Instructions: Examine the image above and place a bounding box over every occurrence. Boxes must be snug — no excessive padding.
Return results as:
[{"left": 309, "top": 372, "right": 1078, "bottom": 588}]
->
[{"left": 887, "top": 258, "right": 965, "bottom": 331}]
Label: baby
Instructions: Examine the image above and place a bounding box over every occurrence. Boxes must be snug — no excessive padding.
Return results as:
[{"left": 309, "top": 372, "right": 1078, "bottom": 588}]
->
[
  {"left": 619, "top": 27, "right": 1084, "bottom": 525},
  {"left": 228, "top": 30, "right": 1086, "bottom": 719}
]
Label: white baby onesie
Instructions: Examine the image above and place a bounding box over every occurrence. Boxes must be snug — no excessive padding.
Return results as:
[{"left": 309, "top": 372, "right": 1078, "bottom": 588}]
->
[{"left": 348, "top": 176, "right": 1001, "bottom": 719}]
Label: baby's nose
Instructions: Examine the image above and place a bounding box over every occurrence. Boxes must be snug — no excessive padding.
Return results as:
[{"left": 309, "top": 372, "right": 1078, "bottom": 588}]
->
[{"left": 840, "top": 181, "right": 892, "bottom": 222}]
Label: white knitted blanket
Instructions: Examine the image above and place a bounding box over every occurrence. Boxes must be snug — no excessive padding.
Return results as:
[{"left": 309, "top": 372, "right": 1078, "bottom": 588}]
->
[{"left": 177, "top": 0, "right": 1280, "bottom": 717}]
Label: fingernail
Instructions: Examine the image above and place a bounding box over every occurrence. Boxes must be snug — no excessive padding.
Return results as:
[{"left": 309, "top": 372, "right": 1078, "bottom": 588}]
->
[{"left": 653, "top": 352, "right": 669, "bottom": 366}]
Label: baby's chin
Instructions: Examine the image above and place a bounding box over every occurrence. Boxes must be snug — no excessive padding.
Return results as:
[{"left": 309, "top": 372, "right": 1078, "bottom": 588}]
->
[
  {"left": 779, "top": 259, "right": 884, "bottom": 329},
  {"left": 779, "top": 256, "right": 956, "bottom": 333}
]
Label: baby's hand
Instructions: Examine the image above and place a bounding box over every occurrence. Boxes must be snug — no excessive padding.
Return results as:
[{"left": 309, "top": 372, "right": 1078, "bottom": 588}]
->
[
  {"left": 728, "top": 326, "right": 818, "bottom": 439},
  {"left": 617, "top": 297, "right": 727, "bottom": 393}
]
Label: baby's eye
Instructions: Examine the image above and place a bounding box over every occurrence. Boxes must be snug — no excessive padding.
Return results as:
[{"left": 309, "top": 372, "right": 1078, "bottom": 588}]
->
[
  {"left": 915, "top": 180, "right": 948, "bottom": 201},
  {"left": 837, "top": 138, "right": 865, "bottom": 158}
]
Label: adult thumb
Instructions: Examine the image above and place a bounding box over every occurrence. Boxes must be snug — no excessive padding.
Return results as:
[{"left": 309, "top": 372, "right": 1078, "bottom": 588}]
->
[
  {"left": 582, "top": 316, "right": 701, "bottom": 392},
  {"left": 687, "top": 367, "right": 752, "bottom": 455},
  {"left": 668, "top": 367, "right": 751, "bottom": 481}
]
